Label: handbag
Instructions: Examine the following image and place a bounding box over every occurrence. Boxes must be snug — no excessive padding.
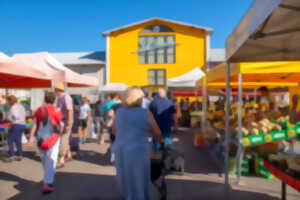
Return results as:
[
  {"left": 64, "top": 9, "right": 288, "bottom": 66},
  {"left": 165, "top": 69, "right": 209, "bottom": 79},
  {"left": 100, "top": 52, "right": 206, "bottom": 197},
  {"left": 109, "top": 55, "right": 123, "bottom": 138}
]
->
[
  {"left": 35, "top": 105, "right": 62, "bottom": 150},
  {"left": 38, "top": 133, "right": 59, "bottom": 150}
]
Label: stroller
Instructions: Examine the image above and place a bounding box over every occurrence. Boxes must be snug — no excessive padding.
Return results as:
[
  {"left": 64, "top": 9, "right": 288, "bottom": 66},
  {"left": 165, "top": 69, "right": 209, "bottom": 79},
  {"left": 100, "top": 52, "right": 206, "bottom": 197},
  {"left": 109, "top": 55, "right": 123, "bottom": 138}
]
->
[{"left": 151, "top": 147, "right": 185, "bottom": 200}]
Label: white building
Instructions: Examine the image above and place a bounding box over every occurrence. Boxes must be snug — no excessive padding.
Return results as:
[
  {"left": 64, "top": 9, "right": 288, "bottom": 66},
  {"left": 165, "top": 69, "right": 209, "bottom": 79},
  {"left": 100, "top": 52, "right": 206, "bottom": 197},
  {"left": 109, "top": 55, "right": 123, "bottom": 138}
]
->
[
  {"left": 207, "top": 48, "right": 225, "bottom": 70},
  {"left": 52, "top": 51, "right": 106, "bottom": 102}
]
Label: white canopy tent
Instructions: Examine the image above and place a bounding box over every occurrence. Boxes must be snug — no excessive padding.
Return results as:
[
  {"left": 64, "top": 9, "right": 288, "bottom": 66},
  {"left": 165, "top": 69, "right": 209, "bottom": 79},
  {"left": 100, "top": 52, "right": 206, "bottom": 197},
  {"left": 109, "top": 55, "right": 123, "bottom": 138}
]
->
[
  {"left": 99, "top": 83, "right": 128, "bottom": 92},
  {"left": 167, "top": 67, "right": 205, "bottom": 87},
  {"left": 223, "top": 0, "right": 300, "bottom": 197},
  {"left": 13, "top": 52, "right": 98, "bottom": 87}
]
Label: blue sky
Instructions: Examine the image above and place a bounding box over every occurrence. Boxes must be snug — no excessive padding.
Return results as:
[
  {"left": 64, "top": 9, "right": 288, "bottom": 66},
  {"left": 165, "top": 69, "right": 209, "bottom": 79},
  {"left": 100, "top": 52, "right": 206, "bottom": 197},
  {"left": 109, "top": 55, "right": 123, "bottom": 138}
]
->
[{"left": 0, "top": 0, "right": 253, "bottom": 55}]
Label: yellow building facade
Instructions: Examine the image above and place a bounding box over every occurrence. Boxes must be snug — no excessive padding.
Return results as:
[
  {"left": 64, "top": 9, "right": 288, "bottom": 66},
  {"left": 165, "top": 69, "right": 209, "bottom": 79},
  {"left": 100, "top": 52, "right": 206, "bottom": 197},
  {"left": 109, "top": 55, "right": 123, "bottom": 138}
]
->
[{"left": 103, "top": 18, "right": 213, "bottom": 87}]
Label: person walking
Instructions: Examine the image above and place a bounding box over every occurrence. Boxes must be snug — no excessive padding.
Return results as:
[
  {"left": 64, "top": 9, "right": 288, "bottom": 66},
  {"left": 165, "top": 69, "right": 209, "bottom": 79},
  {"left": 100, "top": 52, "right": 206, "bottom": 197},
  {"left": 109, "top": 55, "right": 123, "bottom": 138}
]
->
[
  {"left": 149, "top": 88, "right": 176, "bottom": 151},
  {"left": 3, "top": 95, "right": 26, "bottom": 162},
  {"left": 77, "top": 97, "right": 91, "bottom": 144},
  {"left": 112, "top": 86, "right": 163, "bottom": 200},
  {"left": 104, "top": 93, "right": 121, "bottom": 163},
  {"left": 104, "top": 93, "right": 121, "bottom": 143},
  {"left": 28, "top": 92, "right": 64, "bottom": 194},
  {"left": 95, "top": 96, "right": 105, "bottom": 144},
  {"left": 173, "top": 97, "right": 181, "bottom": 131},
  {"left": 141, "top": 89, "right": 152, "bottom": 109},
  {"left": 54, "top": 82, "right": 73, "bottom": 169}
]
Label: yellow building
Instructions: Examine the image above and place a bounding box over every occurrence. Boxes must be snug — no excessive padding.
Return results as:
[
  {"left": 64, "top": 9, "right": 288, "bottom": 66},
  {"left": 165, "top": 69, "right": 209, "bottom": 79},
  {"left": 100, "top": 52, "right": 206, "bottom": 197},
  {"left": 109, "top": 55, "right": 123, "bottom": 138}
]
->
[{"left": 102, "top": 17, "right": 213, "bottom": 87}]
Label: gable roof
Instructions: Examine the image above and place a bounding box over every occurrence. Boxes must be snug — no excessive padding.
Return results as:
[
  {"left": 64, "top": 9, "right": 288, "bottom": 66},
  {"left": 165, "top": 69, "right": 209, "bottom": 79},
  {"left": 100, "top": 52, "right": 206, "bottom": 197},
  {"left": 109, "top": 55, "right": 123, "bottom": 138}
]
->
[
  {"left": 51, "top": 51, "right": 105, "bottom": 65},
  {"left": 102, "top": 17, "right": 214, "bottom": 36}
]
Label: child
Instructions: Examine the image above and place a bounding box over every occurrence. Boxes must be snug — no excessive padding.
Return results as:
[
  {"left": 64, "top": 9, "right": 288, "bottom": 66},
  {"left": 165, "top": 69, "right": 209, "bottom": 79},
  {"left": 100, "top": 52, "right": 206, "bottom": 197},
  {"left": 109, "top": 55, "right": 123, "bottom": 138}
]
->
[{"left": 78, "top": 97, "right": 91, "bottom": 144}]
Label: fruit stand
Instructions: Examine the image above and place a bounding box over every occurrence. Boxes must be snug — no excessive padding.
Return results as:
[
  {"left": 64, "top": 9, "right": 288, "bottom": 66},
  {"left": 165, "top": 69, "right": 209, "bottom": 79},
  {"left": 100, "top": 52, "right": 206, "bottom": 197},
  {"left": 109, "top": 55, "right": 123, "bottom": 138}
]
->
[
  {"left": 223, "top": 0, "right": 300, "bottom": 199},
  {"left": 200, "top": 58, "right": 300, "bottom": 184}
]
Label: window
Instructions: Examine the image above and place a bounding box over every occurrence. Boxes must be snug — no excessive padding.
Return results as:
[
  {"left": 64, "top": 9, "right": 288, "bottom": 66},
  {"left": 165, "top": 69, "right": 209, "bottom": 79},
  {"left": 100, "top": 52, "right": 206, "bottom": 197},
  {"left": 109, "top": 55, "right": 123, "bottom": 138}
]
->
[
  {"left": 140, "top": 25, "right": 174, "bottom": 33},
  {"left": 138, "top": 35, "right": 175, "bottom": 64},
  {"left": 148, "top": 69, "right": 166, "bottom": 86}
]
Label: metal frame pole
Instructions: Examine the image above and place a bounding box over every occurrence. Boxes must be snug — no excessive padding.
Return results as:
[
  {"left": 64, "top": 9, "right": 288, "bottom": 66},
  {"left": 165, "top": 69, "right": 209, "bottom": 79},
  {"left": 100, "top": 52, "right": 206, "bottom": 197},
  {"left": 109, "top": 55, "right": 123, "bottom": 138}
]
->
[
  {"left": 282, "top": 181, "right": 286, "bottom": 200},
  {"left": 201, "top": 76, "right": 207, "bottom": 134},
  {"left": 225, "top": 62, "right": 231, "bottom": 197},
  {"left": 254, "top": 89, "right": 257, "bottom": 104},
  {"left": 236, "top": 73, "right": 243, "bottom": 184},
  {"left": 4, "top": 88, "right": 9, "bottom": 118}
]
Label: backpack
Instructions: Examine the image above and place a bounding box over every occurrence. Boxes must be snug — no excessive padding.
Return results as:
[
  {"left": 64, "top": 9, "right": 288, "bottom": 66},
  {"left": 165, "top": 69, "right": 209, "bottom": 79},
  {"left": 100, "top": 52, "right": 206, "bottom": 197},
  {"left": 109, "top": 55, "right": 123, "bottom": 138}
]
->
[{"left": 34, "top": 105, "right": 62, "bottom": 150}]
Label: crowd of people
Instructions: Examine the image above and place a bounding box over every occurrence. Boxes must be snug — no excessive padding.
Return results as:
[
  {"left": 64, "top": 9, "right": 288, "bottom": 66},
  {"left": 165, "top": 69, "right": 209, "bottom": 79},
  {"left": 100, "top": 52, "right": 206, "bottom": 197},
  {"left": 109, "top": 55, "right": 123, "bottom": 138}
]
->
[{"left": 1, "top": 84, "right": 181, "bottom": 200}]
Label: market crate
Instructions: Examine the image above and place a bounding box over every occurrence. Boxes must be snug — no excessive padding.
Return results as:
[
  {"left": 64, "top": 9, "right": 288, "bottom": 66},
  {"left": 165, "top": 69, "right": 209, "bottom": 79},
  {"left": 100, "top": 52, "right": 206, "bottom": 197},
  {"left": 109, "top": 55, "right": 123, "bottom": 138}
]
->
[
  {"left": 255, "top": 157, "right": 275, "bottom": 179},
  {"left": 241, "top": 134, "right": 264, "bottom": 147},
  {"left": 272, "top": 130, "right": 286, "bottom": 141},
  {"left": 229, "top": 156, "right": 250, "bottom": 176},
  {"left": 286, "top": 122, "right": 299, "bottom": 139}
]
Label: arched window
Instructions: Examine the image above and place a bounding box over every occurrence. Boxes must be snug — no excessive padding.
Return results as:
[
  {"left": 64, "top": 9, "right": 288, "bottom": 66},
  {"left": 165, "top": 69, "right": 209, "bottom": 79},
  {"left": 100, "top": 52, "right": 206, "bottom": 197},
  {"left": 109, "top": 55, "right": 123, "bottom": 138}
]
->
[{"left": 140, "top": 25, "right": 174, "bottom": 34}]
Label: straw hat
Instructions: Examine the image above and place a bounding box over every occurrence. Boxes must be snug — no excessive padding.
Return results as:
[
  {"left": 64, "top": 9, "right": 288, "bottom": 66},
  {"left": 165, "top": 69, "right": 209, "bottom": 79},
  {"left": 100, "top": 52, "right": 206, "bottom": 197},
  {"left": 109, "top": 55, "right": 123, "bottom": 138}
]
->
[
  {"left": 55, "top": 82, "right": 65, "bottom": 91},
  {"left": 122, "top": 86, "right": 144, "bottom": 108}
]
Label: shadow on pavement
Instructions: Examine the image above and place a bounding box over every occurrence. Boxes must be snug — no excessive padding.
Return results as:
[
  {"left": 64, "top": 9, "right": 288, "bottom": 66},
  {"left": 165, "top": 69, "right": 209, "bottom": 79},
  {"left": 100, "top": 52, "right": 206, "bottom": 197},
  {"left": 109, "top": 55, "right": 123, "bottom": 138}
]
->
[
  {"left": 23, "top": 150, "right": 41, "bottom": 162},
  {"left": 74, "top": 149, "right": 112, "bottom": 166},
  {"left": 172, "top": 130, "right": 223, "bottom": 175},
  {"left": 0, "top": 171, "right": 280, "bottom": 200}
]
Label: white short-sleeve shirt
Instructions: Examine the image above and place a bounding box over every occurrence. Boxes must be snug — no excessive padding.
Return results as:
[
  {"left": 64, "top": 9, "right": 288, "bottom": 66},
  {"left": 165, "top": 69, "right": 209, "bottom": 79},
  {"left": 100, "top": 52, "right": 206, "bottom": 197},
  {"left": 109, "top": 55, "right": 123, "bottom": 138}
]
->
[{"left": 79, "top": 104, "right": 91, "bottom": 120}]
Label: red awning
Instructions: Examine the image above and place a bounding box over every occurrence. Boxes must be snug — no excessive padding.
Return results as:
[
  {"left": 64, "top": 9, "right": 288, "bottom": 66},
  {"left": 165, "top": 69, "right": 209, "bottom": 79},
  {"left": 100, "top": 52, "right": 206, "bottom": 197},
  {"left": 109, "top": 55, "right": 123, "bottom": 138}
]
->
[{"left": 172, "top": 91, "right": 287, "bottom": 97}]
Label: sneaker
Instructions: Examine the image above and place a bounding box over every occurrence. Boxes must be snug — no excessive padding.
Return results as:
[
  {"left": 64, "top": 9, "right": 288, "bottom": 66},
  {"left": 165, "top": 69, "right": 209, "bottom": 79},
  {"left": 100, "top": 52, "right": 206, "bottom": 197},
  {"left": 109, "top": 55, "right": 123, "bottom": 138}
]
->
[
  {"left": 42, "top": 186, "right": 55, "bottom": 194},
  {"left": 3, "top": 156, "right": 15, "bottom": 163},
  {"left": 15, "top": 156, "right": 23, "bottom": 162}
]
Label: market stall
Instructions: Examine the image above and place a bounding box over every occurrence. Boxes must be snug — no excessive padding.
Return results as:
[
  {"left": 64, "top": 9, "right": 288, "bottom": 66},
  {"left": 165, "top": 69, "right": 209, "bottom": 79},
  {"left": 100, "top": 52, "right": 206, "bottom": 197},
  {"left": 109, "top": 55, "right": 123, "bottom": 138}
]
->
[
  {"left": 224, "top": 0, "right": 300, "bottom": 199},
  {"left": 0, "top": 52, "right": 56, "bottom": 146},
  {"left": 13, "top": 52, "right": 99, "bottom": 110},
  {"left": 0, "top": 52, "right": 55, "bottom": 88},
  {"left": 13, "top": 52, "right": 98, "bottom": 87},
  {"left": 1, "top": 52, "right": 99, "bottom": 148},
  {"left": 167, "top": 67, "right": 204, "bottom": 87}
]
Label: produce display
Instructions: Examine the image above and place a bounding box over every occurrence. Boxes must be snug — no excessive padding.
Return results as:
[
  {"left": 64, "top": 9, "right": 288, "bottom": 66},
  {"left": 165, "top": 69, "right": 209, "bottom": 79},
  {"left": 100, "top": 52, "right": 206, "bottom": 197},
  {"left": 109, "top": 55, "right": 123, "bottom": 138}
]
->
[
  {"left": 237, "top": 118, "right": 282, "bottom": 137},
  {"left": 230, "top": 105, "right": 299, "bottom": 147}
]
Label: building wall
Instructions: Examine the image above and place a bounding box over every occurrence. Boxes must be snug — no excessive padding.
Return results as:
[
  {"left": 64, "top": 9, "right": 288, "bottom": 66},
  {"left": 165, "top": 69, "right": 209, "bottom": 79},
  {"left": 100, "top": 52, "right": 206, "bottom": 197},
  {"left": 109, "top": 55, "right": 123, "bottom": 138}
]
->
[
  {"left": 65, "top": 64, "right": 105, "bottom": 102},
  {"left": 108, "top": 20, "right": 207, "bottom": 86}
]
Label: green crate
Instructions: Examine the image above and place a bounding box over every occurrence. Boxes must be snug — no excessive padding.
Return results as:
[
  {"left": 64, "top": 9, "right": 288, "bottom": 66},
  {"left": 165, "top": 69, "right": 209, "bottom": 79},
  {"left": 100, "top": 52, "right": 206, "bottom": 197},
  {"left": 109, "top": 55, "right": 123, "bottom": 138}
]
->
[
  {"left": 258, "top": 167, "right": 275, "bottom": 179},
  {"left": 229, "top": 156, "right": 249, "bottom": 175},
  {"left": 255, "top": 157, "right": 275, "bottom": 179},
  {"left": 272, "top": 130, "right": 286, "bottom": 141},
  {"left": 286, "top": 122, "right": 298, "bottom": 139}
]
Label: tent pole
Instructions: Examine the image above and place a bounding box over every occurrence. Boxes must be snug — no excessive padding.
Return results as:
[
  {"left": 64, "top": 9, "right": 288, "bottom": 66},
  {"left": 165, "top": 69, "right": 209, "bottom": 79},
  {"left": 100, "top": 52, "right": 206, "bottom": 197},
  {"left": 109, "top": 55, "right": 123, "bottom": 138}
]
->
[
  {"left": 225, "top": 62, "right": 231, "bottom": 198},
  {"left": 236, "top": 73, "right": 243, "bottom": 185},
  {"left": 254, "top": 89, "right": 257, "bottom": 104},
  {"left": 201, "top": 76, "right": 207, "bottom": 134},
  {"left": 5, "top": 88, "right": 9, "bottom": 118}
]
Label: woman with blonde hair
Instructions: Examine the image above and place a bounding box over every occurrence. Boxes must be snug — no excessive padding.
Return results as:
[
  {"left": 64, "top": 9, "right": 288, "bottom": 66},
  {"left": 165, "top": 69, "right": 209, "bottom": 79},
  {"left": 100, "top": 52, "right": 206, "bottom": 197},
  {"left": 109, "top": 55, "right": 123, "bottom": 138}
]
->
[{"left": 112, "top": 86, "right": 163, "bottom": 200}]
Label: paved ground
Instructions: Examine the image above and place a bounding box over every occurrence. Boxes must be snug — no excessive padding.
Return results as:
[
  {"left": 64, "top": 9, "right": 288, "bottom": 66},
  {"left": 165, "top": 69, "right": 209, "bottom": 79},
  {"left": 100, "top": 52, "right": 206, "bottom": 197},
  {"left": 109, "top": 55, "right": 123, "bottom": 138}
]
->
[{"left": 0, "top": 128, "right": 300, "bottom": 200}]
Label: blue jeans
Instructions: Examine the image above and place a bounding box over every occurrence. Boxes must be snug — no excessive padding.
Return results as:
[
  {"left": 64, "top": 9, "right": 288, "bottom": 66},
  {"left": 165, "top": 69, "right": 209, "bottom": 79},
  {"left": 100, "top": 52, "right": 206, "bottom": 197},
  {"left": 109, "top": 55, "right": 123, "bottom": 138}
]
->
[
  {"left": 7, "top": 124, "right": 25, "bottom": 157},
  {"left": 152, "top": 131, "right": 172, "bottom": 152}
]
